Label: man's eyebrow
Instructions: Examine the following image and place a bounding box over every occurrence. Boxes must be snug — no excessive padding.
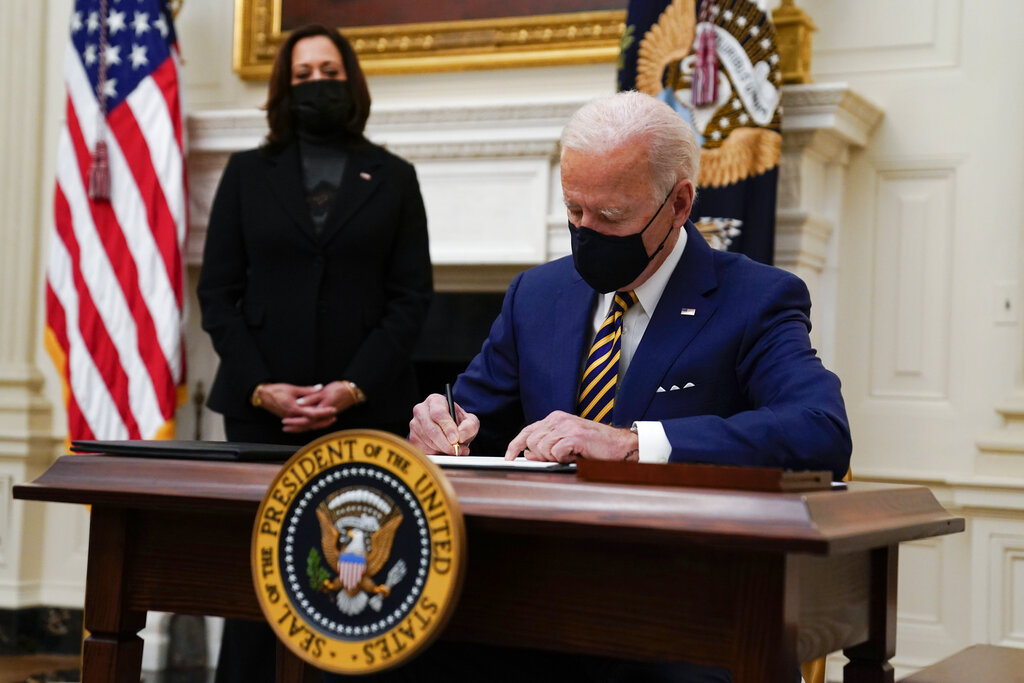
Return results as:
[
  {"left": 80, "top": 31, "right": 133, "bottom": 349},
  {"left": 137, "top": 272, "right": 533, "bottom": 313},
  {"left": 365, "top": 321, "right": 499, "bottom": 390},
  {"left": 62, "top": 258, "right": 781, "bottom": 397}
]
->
[
  {"left": 562, "top": 199, "right": 628, "bottom": 220},
  {"left": 598, "top": 207, "right": 627, "bottom": 220}
]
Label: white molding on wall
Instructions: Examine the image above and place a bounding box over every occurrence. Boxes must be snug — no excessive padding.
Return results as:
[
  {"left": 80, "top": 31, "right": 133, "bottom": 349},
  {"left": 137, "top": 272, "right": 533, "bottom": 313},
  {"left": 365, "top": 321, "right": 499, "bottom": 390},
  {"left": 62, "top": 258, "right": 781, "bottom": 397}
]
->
[
  {"left": 185, "top": 100, "right": 570, "bottom": 286},
  {"left": 868, "top": 166, "right": 956, "bottom": 401},
  {"left": 0, "top": 0, "right": 68, "bottom": 612},
  {"left": 775, "top": 85, "right": 882, "bottom": 361},
  {"left": 186, "top": 109, "right": 269, "bottom": 153},
  {"left": 808, "top": 0, "right": 963, "bottom": 78},
  {"left": 851, "top": 468, "right": 1024, "bottom": 511},
  {"left": 781, "top": 83, "right": 884, "bottom": 151},
  {"left": 0, "top": 579, "right": 85, "bottom": 611},
  {"left": 978, "top": 395, "right": 1024, "bottom": 473},
  {"left": 971, "top": 517, "right": 1024, "bottom": 650},
  {"left": 893, "top": 532, "right": 969, "bottom": 672},
  {"left": 0, "top": 0, "right": 59, "bottom": 462},
  {"left": 186, "top": 83, "right": 883, "bottom": 307}
]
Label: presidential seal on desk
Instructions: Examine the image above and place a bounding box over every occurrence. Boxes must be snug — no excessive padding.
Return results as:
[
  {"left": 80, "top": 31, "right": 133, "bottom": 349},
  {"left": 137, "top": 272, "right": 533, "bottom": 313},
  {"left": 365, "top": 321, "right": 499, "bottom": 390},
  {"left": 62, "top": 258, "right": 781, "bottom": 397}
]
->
[{"left": 252, "top": 430, "right": 466, "bottom": 674}]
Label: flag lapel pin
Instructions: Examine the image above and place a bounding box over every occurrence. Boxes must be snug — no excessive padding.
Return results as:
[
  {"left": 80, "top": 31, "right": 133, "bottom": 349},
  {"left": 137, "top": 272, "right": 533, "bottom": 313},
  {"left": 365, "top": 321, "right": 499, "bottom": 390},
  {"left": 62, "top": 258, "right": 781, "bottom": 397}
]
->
[
  {"left": 359, "top": 172, "right": 372, "bottom": 180},
  {"left": 680, "top": 308, "right": 696, "bottom": 316}
]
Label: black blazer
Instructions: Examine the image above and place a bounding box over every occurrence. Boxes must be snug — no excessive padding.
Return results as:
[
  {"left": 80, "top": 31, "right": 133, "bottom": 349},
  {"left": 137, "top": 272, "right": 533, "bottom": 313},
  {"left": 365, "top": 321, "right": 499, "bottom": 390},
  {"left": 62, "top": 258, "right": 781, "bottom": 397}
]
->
[{"left": 197, "top": 141, "right": 432, "bottom": 434}]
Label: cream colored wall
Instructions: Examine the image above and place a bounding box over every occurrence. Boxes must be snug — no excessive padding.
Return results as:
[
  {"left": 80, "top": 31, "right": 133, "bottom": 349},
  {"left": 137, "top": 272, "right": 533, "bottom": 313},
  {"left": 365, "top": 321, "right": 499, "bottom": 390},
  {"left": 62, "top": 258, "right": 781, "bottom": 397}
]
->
[
  {"left": 0, "top": 0, "right": 91, "bottom": 609},
  {"left": 2, "top": 0, "right": 1023, "bottom": 678},
  {"left": 798, "top": 0, "right": 1024, "bottom": 678}
]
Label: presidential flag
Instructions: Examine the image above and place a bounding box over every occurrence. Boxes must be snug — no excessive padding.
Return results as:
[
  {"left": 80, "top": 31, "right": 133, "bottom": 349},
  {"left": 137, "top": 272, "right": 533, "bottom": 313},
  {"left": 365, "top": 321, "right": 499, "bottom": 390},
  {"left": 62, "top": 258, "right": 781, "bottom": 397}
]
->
[
  {"left": 45, "top": 0, "right": 187, "bottom": 442},
  {"left": 618, "top": 0, "right": 782, "bottom": 264}
]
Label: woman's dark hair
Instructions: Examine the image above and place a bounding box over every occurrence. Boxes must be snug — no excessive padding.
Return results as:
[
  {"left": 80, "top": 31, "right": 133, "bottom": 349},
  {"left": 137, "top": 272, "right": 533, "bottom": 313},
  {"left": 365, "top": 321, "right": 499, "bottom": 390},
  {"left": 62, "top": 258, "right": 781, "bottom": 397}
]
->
[{"left": 264, "top": 24, "right": 371, "bottom": 150}]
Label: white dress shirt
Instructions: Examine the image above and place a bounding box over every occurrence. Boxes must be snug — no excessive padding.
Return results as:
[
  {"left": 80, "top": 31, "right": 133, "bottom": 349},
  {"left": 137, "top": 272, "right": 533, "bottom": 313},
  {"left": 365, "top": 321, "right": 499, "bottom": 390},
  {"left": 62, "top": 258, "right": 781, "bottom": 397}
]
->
[{"left": 586, "top": 225, "right": 688, "bottom": 463}]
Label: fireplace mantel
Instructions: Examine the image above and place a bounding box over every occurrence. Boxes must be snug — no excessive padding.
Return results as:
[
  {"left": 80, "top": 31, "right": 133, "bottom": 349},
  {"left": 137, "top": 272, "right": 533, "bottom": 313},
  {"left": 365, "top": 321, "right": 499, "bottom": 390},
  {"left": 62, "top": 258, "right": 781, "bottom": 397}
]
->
[{"left": 187, "top": 84, "right": 882, "bottom": 356}]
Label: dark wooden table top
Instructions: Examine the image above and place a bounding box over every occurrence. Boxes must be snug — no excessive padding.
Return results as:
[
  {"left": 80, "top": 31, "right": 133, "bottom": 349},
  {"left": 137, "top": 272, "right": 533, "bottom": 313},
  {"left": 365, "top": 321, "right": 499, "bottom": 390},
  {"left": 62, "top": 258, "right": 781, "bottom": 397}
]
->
[{"left": 15, "top": 455, "right": 964, "bottom": 555}]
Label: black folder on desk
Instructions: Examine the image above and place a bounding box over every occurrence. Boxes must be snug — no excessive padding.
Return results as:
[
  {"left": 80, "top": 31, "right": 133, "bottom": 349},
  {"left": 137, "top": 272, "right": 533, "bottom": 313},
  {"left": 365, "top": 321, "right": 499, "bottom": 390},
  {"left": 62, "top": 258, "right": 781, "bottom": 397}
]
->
[{"left": 70, "top": 439, "right": 297, "bottom": 462}]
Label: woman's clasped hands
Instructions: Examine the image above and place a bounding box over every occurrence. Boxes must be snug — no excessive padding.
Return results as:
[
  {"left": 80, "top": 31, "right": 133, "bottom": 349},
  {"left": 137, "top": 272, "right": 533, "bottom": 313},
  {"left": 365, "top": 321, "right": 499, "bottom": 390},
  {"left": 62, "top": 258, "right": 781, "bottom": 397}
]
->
[{"left": 253, "top": 381, "right": 360, "bottom": 433}]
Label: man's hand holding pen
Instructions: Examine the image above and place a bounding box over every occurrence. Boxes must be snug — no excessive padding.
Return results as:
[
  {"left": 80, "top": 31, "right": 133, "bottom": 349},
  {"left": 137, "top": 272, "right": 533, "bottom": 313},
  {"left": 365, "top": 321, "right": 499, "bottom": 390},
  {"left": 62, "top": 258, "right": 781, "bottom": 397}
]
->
[
  {"left": 409, "top": 393, "right": 480, "bottom": 456},
  {"left": 444, "top": 384, "right": 460, "bottom": 456},
  {"left": 409, "top": 391, "right": 638, "bottom": 462}
]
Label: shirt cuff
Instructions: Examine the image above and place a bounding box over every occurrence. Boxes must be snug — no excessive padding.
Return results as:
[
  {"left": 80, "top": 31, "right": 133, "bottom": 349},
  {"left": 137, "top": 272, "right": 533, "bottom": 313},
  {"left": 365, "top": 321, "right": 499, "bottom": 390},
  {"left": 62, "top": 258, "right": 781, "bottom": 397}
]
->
[{"left": 634, "top": 421, "right": 671, "bottom": 463}]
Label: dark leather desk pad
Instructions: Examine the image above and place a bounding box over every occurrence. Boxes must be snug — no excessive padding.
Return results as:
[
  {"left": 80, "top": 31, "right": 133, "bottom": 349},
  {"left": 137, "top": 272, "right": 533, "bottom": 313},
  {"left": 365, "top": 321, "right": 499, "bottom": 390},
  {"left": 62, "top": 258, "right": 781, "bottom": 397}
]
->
[{"left": 70, "top": 439, "right": 297, "bottom": 462}]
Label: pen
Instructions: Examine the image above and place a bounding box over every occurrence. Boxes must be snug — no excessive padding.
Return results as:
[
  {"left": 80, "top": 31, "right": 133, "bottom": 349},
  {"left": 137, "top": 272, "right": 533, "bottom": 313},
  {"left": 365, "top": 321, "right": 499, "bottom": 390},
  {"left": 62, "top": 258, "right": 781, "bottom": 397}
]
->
[{"left": 445, "top": 383, "right": 460, "bottom": 457}]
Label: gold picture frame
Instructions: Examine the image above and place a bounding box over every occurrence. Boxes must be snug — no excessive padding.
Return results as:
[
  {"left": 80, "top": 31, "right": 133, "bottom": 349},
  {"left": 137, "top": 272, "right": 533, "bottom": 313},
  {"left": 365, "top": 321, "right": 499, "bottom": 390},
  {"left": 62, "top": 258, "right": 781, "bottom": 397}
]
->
[{"left": 233, "top": 0, "right": 626, "bottom": 79}]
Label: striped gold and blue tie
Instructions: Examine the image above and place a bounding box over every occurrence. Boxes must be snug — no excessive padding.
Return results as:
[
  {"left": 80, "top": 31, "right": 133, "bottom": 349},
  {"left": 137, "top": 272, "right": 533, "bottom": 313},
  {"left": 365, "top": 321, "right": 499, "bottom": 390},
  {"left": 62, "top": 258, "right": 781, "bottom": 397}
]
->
[{"left": 577, "top": 291, "right": 639, "bottom": 424}]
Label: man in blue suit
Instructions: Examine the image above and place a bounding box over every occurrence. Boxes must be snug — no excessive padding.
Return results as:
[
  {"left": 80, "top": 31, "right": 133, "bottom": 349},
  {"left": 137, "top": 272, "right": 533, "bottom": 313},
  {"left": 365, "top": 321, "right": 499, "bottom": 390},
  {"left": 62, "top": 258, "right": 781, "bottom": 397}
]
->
[{"left": 409, "top": 91, "right": 850, "bottom": 483}]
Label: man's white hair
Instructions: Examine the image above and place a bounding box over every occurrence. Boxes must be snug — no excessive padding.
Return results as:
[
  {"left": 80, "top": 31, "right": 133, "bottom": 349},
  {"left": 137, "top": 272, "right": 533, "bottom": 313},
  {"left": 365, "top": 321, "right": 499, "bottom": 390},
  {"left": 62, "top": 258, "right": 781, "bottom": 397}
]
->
[{"left": 560, "top": 91, "right": 700, "bottom": 199}]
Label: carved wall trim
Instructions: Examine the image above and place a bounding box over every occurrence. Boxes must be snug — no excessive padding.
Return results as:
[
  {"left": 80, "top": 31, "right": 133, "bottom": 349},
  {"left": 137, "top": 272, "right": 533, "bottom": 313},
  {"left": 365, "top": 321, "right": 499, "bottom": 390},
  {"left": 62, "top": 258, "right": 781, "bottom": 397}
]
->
[
  {"left": 0, "top": 0, "right": 56, "bottom": 463},
  {"left": 775, "top": 209, "right": 834, "bottom": 272},
  {"left": 187, "top": 83, "right": 883, "bottom": 295},
  {"left": 369, "top": 101, "right": 582, "bottom": 127},
  {"left": 0, "top": 0, "right": 64, "bottom": 611},
  {"left": 781, "top": 83, "right": 884, "bottom": 146},
  {"left": 385, "top": 140, "right": 560, "bottom": 160},
  {"left": 850, "top": 469, "right": 1024, "bottom": 510},
  {"left": 977, "top": 395, "right": 1024, "bottom": 472}
]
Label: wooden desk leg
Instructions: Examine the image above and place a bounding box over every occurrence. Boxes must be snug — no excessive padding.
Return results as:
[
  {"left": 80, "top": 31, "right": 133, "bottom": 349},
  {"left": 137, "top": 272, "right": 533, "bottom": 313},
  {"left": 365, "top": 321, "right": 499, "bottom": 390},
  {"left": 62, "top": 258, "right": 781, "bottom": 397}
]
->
[
  {"left": 81, "top": 508, "right": 147, "bottom": 683},
  {"left": 732, "top": 553, "right": 799, "bottom": 683},
  {"left": 843, "top": 544, "right": 898, "bottom": 683},
  {"left": 276, "top": 642, "right": 318, "bottom": 683}
]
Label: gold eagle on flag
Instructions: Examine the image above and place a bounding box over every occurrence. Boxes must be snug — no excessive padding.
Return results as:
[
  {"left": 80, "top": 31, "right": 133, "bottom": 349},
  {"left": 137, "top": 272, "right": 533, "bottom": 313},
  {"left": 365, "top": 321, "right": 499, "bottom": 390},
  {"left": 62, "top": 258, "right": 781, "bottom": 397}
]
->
[
  {"left": 635, "top": 0, "right": 782, "bottom": 189},
  {"left": 316, "top": 487, "right": 403, "bottom": 615}
]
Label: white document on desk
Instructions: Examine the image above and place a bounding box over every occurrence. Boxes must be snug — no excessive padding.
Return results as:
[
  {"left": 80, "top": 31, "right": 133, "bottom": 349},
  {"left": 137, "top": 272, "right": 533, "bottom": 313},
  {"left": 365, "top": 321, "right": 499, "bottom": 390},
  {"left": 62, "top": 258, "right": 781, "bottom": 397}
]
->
[{"left": 428, "top": 455, "right": 576, "bottom": 471}]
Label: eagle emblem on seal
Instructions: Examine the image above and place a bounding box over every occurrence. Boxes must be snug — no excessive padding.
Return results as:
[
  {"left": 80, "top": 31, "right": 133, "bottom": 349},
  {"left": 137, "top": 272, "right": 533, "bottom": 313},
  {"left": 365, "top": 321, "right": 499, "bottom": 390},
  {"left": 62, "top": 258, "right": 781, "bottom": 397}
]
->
[
  {"left": 313, "top": 486, "right": 406, "bottom": 616},
  {"left": 628, "top": 0, "right": 785, "bottom": 252},
  {"left": 635, "top": 0, "right": 782, "bottom": 190}
]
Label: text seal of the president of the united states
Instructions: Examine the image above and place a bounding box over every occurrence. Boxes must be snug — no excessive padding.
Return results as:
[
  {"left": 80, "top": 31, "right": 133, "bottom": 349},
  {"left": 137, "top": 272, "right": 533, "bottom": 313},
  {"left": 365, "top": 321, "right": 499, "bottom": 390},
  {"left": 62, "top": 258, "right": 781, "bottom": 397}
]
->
[{"left": 252, "top": 429, "right": 466, "bottom": 674}]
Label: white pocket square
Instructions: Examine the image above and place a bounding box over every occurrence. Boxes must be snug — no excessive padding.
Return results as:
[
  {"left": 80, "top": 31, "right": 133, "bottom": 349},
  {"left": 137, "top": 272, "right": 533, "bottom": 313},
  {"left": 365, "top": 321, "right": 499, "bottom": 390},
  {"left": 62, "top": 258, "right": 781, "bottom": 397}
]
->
[
  {"left": 683, "top": 382, "right": 695, "bottom": 389},
  {"left": 656, "top": 386, "right": 666, "bottom": 393}
]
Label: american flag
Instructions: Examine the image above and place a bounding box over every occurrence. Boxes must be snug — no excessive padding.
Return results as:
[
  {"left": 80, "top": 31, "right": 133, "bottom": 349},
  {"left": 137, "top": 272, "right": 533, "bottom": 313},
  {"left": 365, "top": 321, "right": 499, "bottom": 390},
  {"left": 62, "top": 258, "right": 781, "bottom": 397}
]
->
[{"left": 45, "top": 0, "right": 187, "bottom": 442}]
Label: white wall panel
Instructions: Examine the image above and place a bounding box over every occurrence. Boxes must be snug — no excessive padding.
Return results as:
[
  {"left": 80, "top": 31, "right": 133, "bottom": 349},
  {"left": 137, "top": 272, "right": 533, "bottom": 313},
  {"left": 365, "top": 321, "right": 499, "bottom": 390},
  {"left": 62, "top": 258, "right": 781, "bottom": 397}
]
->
[
  {"left": 970, "top": 518, "right": 1024, "bottom": 649},
  {"left": 417, "top": 159, "right": 551, "bottom": 264},
  {"left": 804, "top": 0, "right": 962, "bottom": 76},
  {"left": 894, "top": 527, "right": 970, "bottom": 674},
  {"left": 869, "top": 167, "right": 955, "bottom": 400},
  {"left": 36, "top": 499, "right": 89, "bottom": 607},
  {"left": 993, "top": 536, "right": 1024, "bottom": 646},
  {"left": 1010, "top": 546, "right": 1024, "bottom": 642},
  {"left": 899, "top": 540, "right": 944, "bottom": 625},
  {"left": 174, "top": 2, "right": 266, "bottom": 109}
]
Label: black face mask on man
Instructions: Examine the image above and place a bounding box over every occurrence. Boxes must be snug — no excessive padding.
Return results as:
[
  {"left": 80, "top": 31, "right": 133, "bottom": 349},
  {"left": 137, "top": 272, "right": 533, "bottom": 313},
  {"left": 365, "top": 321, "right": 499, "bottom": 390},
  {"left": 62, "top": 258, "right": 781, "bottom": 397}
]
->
[
  {"left": 290, "top": 79, "right": 355, "bottom": 137},
  {"left": 568, "top": 190, "right": 675, "bottom": 293}
]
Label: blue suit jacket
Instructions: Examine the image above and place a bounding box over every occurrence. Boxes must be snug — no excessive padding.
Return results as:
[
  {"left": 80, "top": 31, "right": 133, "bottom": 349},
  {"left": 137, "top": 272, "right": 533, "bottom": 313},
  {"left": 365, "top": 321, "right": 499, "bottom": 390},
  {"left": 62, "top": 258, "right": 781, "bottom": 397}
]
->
[{"left": 454, "top": 221, "right": 851, "bottom": 480}]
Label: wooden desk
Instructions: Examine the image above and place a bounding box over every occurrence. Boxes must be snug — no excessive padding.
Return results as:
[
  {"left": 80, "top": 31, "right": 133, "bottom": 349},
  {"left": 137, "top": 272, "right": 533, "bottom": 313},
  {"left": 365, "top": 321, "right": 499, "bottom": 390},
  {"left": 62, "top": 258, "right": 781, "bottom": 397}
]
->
[{"left": 14, "top": 456, "right": 963, "bottom": 683}]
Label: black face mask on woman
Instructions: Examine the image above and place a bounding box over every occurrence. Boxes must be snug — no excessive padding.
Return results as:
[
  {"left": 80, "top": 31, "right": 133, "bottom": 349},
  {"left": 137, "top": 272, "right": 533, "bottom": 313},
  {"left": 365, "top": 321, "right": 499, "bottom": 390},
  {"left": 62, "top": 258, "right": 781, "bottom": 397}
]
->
[
  {"left": 290, "top": 79, "right": 355, "bottom": 137},
  {"left": 568, "top": 190, "right": 675, "bottom": 293}
]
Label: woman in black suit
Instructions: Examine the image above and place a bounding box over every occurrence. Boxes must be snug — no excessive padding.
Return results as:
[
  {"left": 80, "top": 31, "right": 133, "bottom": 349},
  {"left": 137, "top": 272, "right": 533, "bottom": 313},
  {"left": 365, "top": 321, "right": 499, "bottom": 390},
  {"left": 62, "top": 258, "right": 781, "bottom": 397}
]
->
[
  {"left": 197, "top": 24, "right": 431, "bottom": 682},
  {"left": 198, "top": 24, "right": 432, "bottom": 447}
]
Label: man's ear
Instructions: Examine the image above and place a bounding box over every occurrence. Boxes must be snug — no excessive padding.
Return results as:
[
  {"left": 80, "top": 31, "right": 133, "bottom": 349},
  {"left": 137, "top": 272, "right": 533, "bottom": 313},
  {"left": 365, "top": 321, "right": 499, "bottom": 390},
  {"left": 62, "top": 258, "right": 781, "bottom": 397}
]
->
[{"left": 671, "top": 179, "right": 695, "bottom": 225}]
